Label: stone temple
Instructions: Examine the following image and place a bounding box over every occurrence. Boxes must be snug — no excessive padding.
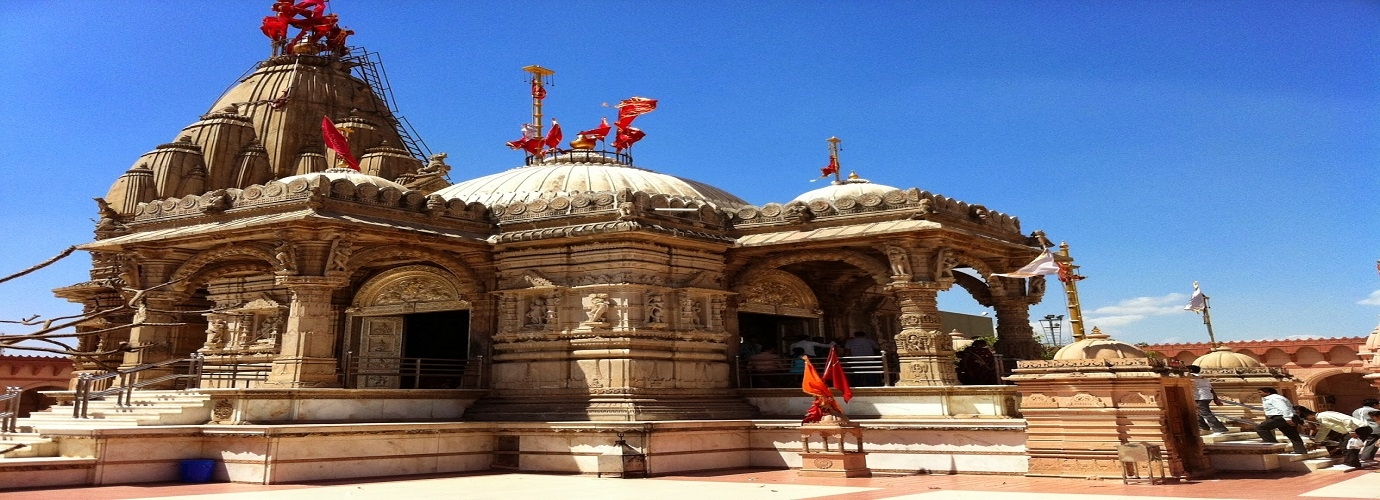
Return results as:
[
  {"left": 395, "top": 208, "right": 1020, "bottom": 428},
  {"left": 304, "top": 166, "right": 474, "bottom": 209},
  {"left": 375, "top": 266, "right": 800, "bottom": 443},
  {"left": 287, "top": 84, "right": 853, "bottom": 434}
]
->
[{"left": 5, "top": 3, "right": 1320, "bottom": 488}]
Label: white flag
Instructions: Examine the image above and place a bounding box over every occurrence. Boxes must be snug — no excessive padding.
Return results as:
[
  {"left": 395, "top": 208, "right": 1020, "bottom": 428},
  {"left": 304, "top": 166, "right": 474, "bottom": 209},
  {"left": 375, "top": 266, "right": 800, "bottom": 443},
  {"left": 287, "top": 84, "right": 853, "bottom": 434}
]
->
[
  {"left": 520, "top": 123, "right": 539, "bottom": 139},
  {"left": 1184, "top": 283, "right": 1207, "bottom": 312},
  {"left": 993, "top": 251, "right": 1060, "bottom": 278}
]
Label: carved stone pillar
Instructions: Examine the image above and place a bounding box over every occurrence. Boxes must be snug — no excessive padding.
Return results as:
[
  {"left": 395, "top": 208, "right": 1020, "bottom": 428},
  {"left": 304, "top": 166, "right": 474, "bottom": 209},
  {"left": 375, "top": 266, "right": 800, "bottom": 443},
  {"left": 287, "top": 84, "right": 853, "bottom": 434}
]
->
[
  {"left": 121, "top": 291, "right": 181, "bottom": 386},
  {"left": 264, "top": 276, "right": 346, "bottom": 388},
  {"left": 992, "top": 298, "right": 1041, "bottom": 360},
  {"left": 887, "top": 282, "right": 959, "bottom": 386}
]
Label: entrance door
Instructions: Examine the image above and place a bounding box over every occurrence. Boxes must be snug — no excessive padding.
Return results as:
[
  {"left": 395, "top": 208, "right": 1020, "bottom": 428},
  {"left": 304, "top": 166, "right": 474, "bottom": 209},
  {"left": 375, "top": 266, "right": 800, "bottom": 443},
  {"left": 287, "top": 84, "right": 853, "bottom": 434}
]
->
[
  {"left": 739, "top": 312, "right": 817, "bottom": 355},
  {"left": 401, "top": 310, "right": 470, "bottom": 389}
]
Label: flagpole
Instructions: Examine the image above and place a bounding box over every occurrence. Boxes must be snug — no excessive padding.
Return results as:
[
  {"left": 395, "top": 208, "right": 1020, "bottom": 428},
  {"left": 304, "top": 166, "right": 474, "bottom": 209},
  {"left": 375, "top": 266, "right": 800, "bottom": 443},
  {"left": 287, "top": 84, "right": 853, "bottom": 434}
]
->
[
  {"left": 1194, "top": 281, "right": 1219, "bottom": 347},
  {"left": 522, "top": 65, "right": 554, "bottom": 164},
  {"left": 1058, "top": 242, "right": 1087, "bottom": 342},
  {"left": 827, "top": 137, "right": 843, "bottom": 184}
]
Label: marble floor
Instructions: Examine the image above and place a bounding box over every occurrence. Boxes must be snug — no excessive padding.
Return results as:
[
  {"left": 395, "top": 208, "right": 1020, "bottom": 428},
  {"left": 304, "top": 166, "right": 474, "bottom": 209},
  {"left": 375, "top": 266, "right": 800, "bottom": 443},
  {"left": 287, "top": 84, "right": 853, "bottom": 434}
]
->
[{"left": 4, "top": 468, "right": 1378, "bottom": 500}]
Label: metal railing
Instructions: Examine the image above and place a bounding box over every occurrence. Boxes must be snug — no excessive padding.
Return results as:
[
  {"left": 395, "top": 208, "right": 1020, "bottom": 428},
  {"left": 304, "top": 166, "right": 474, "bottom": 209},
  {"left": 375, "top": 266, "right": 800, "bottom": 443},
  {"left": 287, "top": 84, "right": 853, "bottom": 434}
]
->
[
  {"left": 0, "top": 387, "right": 21, "bottom": 433},
  {"left": 738, "top": 351, "right": 895, "bottom": 388},
  {"left": 72, "top": 354, "right": 204, "bottom": 419},
  {"left": 199, "top": 362, "right": 272, "bottom": 389},
  {"left": 341, "top": 352, "right": 486, "bottom": 389}
]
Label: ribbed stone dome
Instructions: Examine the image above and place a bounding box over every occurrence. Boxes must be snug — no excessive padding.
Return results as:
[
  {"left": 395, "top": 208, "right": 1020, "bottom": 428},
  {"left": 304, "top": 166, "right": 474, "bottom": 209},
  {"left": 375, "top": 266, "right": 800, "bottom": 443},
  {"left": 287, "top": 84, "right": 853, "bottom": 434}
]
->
[
  {"left": 792, "top": 171, "right": 899, "bottom": 203},
  {"left": 279, "top": 167, "right": 406, "bottom": 190},
  {"left": 1193, "top": 346, "right": 1264, "bottom": 369},
  {"left": 436, "top": 152, "right": 748, "bottom": 208},
  {"left": 1052, "top": 327, "right": 1147, "bottom": 360}
]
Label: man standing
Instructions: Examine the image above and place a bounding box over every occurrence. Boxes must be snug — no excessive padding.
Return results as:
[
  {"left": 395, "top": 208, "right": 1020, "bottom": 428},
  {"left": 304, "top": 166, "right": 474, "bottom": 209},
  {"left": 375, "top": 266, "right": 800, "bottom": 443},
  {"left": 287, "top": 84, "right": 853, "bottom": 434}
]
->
[
  {"left": 1187, "top": 365, "right": 1230, "bottom": 435},
  {"left": 844, "top": 331, "right": 882, "bottom": 386},
  {"left": 1352, "top": 399, "right": 1380, "bottom": 462},
  {"left": 1256, "top": 387, "right": 1307, "bottom": 454}
]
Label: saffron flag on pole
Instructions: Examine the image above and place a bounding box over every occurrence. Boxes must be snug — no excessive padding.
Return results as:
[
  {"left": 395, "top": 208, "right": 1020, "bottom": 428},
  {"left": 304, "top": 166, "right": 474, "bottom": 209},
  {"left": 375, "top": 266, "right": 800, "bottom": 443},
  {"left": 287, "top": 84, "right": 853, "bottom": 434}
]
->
[
  {"left": 1056, "top": 261, "right": 1086, "bottom": 283},
  {"left": 801, "top": 356, "right": 832, "bottom": 399},
  {"left": 822, "top": 346, "right": 853, "bottom": 402},
  {"left": 544, "top": 119, "right": 563, "bottom": 150},
  {"left": 577, "top": 117, "right": 611, "bottom": 142},
  {"left": 1184, "top": 282, "right": 1207, "bottom": 312},
  {"left": 613, "top": 126, "right": 646, "bottom": 152},
  {"left": 531, "top": 81, "right": 547, "bottom": 101},
  {"left": 614, "top": 96, "right": 658, "bottom": 128},
  {"left": 992, "top": 251, "right": 1059, "bottom": 278},
  {"left": 321, "top": 116, "right": 359, "bottom": 171},
  {"left": 814, "top": 156, "right": 839, "bottom": 181}
]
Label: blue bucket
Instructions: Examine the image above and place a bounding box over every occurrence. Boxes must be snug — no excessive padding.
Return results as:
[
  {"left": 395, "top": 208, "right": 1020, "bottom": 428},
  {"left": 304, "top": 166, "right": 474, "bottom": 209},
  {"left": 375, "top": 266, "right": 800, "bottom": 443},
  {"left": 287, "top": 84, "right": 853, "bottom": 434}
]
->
[{"left": 179, "top": 459, "right": 216, "bottom": 483}]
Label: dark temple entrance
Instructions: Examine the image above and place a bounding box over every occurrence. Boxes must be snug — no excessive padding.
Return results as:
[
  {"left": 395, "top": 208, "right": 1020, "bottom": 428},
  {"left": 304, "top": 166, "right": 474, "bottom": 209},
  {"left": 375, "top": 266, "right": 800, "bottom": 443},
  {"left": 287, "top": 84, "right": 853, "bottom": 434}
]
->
[{"left": 401, "top": 310, "right": 470, "bottom": 389}]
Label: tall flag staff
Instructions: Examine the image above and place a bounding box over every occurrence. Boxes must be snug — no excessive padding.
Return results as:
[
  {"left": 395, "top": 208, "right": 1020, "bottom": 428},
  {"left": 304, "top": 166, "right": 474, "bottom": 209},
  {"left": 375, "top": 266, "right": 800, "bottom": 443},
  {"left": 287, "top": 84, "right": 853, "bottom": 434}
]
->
[
  {"left": 993, "top": 240, "right": 1088, "bottom": 342},
  {"left": 1056, "top": 242, "right": 1089, "bottom": 342},
  {"left": 1183, "top": 281, "right": 1217, "bottom": 346},
  {"left": 522, "top": 65, "right": 555, "bottom": 163},
  {"left": 813, "top": 137, "right": 844, "bottom": 183}
]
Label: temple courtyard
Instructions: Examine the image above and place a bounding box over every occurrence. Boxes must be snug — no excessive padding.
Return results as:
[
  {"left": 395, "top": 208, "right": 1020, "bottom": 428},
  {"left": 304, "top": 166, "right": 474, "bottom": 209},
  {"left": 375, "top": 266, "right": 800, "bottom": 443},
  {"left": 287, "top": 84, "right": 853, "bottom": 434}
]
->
[{"left": 4, "top": 468, "right": 1379, "bottom": 500}]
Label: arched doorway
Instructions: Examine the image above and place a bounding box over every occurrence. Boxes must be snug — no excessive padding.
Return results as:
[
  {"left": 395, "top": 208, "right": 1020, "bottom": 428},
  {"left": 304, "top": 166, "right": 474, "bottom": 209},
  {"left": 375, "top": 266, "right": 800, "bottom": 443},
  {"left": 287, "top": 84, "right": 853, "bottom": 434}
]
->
[
  {"left": 346, "top": 265, "right": 472, "bottom": 389},
  {"left": 736, "top": 269, "right": 822, "bottom": 355}
]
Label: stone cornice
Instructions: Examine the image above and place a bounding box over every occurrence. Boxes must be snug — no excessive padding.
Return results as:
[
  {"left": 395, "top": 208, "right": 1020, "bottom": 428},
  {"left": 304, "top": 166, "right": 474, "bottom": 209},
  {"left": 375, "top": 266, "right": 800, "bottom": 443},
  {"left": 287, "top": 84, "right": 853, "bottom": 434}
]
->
[{"left": 731, "top": 187, "right": 1023, "bottom": 239}]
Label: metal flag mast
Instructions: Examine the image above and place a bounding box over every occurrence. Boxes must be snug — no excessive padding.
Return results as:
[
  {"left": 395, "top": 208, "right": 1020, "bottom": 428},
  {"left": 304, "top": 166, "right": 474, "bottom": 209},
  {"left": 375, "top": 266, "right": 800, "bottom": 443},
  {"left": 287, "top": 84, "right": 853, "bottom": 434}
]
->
[
  {"left": 1191, "top": 281, "right": 1219, "bottom": 347},
  {"left": 826, "top": 137, "right": 844, "bottom": 184},
  {"left": 1057, "top": 242, "right": 1088, "bottom": 342},
  {"left": 522, "top": 65, "right": 554, "bottom": 163}
]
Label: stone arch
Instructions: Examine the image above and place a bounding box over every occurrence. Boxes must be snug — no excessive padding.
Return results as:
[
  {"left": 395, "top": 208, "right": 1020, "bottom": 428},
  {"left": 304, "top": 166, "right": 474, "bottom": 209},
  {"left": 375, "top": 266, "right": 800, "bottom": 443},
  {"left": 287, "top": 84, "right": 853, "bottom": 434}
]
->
[
  {"left": 168, "top": 243, "right": 278, "bottom": 296},
  {"left": 935, "top": 247, "right": 998, "bottom": 281},
  {"left": 735, "top": 269, "right": 820, "bottom": 317},
  {"left": 950, "top": 272, "right": 995, "bottom": 307},
  {"left": 174, "top": 262, "right": 277, "bottom": 302},
  {"left": 1295, "top": 346, "right": 1325, "bottom": 367},
  {"left": 352, "top": 264, "right": 471, "bottom": 314},
  {"left": 1262, "top": 348, "right": 1290, "bottom": 366},
  {"left": 346, "top": 245, "right": 483, "bottom": 295},
  {"left": 732, "top": 249, "right": 890, "bottom": 287},
  {"left": 1328, "top": 345, "right": 1359, "bottom": 365}
]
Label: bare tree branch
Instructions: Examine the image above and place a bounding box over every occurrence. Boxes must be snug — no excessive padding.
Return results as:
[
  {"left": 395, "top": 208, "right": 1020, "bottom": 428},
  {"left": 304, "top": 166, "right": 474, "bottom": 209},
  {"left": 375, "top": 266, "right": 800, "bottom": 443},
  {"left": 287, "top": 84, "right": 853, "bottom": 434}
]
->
[{"left": 0, "top": 246, "right": 76, "bottom": 286}]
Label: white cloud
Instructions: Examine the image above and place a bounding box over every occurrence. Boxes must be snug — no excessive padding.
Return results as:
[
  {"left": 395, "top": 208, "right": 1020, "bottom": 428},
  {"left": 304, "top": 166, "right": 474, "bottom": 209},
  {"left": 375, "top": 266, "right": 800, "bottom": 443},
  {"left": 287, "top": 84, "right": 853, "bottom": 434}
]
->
[
  {"left": 1090, "top": 293, "right": 1190, "bottom": 316},
  {"left": 1358, "top": 290, "right": 1380, "bottom": 306},
  {"left": 1080, "top": 314, "right": 1146, "bottom": 328}
]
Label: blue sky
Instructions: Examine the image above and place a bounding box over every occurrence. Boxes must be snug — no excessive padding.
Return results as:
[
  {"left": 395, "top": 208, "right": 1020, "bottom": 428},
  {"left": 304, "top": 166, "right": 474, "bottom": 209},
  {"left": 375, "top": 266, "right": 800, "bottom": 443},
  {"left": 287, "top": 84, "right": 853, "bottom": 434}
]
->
[{"left": 0, "top": 1, "right": 1376, "bottom": 349}]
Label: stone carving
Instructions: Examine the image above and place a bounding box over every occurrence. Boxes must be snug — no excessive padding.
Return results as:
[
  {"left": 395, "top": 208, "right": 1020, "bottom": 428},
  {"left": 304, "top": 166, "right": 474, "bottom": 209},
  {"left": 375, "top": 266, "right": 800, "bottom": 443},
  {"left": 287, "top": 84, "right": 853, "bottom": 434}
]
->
[
  {"left": 203, "top": 319, "right": 228, "bottom": 349},
  {"left": 273, "top": 240, "right": 297, "bottom": 274},
  {"left": 934, "top": 248, "right": 959, "bottom": 280},
  {"left": 1067, "top": 393, "right": 1106, "bottom": 408},
  {"left": 584, "top": 293, "right": 610, "bottom": 324},
  {"left": 681, "top": 296, "right": 701, "bottom": 328},
  {"left": 545, "top": 293, "right": 561, "bottom": 324},
  {"left": 526, "top": 297, "right": 546, "bottom": 326},
  {"left": 885, "top": 245, "right": 911, "bottom": 277},
  {"left": 645, "top": 293, "right": 665, "bottom": 324},
  {"left": 374, "top": 276, "right": 454, "bottom": 305},
  {"left": 327, "top": 238, "right": 353, "bottom": 273},
  {"left": 741, "top": 281, "right": 803, "bottom": 308}
]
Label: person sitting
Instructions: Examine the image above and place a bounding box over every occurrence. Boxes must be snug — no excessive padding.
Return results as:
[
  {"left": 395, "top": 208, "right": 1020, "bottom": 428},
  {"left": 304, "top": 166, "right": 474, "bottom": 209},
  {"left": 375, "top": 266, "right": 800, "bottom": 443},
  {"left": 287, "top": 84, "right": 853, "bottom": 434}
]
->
[{"left": 789, "top": 348, "right": 809, "bottom": 374}]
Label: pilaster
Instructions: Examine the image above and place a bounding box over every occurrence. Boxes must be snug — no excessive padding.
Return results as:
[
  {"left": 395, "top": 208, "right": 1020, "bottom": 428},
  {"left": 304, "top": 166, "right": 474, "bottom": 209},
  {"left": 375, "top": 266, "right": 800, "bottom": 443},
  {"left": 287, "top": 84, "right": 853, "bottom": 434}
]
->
[
  {"left": 263, "top": 275, "right": 348, "bottom": 388},
  {"left": 887, "top": 281, "right": 959, "bottom": 386}
]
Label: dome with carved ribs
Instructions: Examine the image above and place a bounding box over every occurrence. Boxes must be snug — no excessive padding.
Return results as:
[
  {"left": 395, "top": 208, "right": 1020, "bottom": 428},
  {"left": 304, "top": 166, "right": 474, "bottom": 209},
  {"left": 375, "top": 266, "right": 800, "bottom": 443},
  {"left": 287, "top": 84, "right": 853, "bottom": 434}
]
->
[
  {"left": 1193, "top": 346, "right": 1265, "bottom": 369},
  {"left": 1052, "top": 327, "right": 1148, "bottom": 360},
  {"left": 792, "top": 171, "right": 900, "bottom": 203},
  {"left": 437, "top": 151, "right": 749, "bottom": 209}
]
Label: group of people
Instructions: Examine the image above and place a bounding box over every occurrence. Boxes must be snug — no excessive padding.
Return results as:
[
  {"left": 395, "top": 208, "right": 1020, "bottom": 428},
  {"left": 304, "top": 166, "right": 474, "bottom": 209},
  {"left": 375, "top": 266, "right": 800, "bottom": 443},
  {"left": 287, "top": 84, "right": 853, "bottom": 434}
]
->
[
  {"left": 1191, "top": 364, "right": 1380, "bottom": 469},
  {"left": 744, "top": 332, "right": 883, "bottom": 387}
]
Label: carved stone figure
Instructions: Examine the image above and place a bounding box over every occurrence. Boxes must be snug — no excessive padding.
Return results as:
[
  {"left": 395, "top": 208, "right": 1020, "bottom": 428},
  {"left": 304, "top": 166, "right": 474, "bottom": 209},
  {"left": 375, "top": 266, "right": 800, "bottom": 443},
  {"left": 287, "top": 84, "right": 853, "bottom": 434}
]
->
[
  {"left": 526, "top": 297, "right": 546, "bottom": 325},
  {"left": 885, "top": 245, "right": 911, "bottom": 277},
  {"left": 585, "top": 293, "right": 610, "bottom": 323},
  {"left": 204, "top": 319, "right": 228, "bottom": 347},
  {"left": 274, "top": 241, "right": 297, "bottom": 274},
  {"left": 328, "top": 238, "right": 353, "bottom": 272},
  {"left": 681, "top": 296, "right": 700, "bottom": 327},
  {"left": 546, "top": 293, "right": 561, "bottom": 323},
  {"left": 646, "top": 293, "right": 665, "bottom": 324},
  {"left": 419, "top": 152, "right": 450, "bottom": 177},
  {"left": 934, "top": 248, "right": 960, "bottom": 280}
]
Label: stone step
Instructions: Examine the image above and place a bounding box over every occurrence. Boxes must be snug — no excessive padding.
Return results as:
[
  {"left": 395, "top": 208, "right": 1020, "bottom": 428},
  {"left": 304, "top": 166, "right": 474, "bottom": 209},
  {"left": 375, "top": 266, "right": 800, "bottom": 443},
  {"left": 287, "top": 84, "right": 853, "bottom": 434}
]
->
[
  {"left": 0, "top": 434, "right": 59, "bottom": 459},
  {"left": 1284, "top": 457, "right": 1340, "bottom": 473},
  {"left": 1200, "top": 431, "right": 1258, "bottom": 444}
]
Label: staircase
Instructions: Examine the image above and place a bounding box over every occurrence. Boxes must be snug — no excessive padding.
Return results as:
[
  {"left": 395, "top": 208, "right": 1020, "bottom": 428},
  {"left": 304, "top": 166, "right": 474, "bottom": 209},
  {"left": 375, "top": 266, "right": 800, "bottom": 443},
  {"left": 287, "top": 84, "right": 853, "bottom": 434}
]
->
[
  {"left": 1203, "top": 429, "right": 1339, "bottom": 473},
  {"left": 18, "top": 390, "right": 213, "bottom": 430}
]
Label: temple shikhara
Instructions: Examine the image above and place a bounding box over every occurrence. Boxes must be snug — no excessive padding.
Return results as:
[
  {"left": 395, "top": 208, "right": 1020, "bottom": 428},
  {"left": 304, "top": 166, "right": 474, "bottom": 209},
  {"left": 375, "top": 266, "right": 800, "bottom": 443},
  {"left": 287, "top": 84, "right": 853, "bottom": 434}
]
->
[{"left": 3, "top": 0, "right": 1376, "bottom": 489}]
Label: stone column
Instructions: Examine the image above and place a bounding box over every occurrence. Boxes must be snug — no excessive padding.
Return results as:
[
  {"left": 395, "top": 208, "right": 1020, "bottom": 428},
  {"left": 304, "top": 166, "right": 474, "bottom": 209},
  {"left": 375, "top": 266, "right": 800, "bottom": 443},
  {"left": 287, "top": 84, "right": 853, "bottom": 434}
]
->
[
  {"left": 888, "top": 282, "right": 959, "bottom": 386},
  {"left": 992, "top": 298, "right": 1042, "bottom": 360},
  {"left": 264, "top": 276, "right": 346, "bottom": 388},
  {"left": 121, "top": 291, "right": 182, "bottom": 387}
]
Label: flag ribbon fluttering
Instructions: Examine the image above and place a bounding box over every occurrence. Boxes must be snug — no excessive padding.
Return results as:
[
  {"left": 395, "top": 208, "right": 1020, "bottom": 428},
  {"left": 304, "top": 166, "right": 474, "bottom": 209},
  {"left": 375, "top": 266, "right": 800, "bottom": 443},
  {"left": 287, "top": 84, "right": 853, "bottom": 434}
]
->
[{"left": 321, "top": 116, "right": 359, "bottom": 171}]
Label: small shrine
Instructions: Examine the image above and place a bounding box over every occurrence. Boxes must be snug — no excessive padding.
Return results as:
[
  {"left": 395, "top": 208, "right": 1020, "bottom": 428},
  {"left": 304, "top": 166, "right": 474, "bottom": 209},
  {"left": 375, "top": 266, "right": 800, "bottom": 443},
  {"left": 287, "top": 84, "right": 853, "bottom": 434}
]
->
[{"left": 797, "top": 348, "right": 871, "bottom": 478}]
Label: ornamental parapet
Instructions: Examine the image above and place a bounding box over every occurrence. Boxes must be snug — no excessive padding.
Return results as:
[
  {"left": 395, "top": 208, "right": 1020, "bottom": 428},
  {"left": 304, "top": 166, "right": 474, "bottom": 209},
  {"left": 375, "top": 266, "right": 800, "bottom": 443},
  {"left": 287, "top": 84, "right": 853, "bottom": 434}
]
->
[{"left": 731, "top": 186, "right": 1022, "bottom": 237}]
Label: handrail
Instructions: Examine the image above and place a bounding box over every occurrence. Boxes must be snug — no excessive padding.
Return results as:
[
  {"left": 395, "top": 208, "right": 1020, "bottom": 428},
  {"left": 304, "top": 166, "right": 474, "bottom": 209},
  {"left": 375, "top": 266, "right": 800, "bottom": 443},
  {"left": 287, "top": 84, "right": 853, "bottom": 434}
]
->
[
  {"left": 739, "top": 351, "right": 895, "bottom": 388},
  {"left": 341, "top": 352, "right": 485, "bottom": 389},
  {"left": 73, "top": 354, "right": 204, "bottom": 419},
  {"left": 0, "top": 387, "right": 21, "bottom": 433}
]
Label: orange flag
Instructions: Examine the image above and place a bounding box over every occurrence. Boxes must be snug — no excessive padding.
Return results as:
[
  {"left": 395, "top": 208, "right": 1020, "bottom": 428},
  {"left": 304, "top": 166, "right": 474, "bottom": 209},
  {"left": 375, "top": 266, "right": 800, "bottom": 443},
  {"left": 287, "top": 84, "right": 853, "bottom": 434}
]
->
[
  {"left": 801, "top": 356, "right": 832, "bottom": 399},
  {"left": 823, "top": 346, "right": 853, "bottom": 402}
]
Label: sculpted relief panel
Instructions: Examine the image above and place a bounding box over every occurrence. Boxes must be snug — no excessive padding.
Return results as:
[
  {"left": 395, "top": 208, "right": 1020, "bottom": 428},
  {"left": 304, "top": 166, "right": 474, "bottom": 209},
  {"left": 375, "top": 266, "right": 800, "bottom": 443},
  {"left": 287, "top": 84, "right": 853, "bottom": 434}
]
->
[
  {"left": 352, "top": 265, "right": 470, "bottom": 316},
  {"left": 736, "top": 269, "right": 819, "bottom": 317}
]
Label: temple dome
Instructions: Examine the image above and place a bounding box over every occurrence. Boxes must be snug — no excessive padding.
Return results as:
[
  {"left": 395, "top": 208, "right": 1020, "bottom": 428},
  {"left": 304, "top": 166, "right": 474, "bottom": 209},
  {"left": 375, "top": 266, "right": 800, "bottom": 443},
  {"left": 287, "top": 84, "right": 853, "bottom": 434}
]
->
[
  {"left": 1193, "top": 346, "right": 1264, "bottom": 369},
  {"left": 436, "top": 152, "right": 749, "bottom": 208},
  {"left": 1052, "top": 327, "right": 1147, "bottom": 360},
  {"left": 279, "top": 167, "right": 406, "bottom": 190},
  {"left": 792, "top": 171, "right": 899, "bottom": 203}
]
